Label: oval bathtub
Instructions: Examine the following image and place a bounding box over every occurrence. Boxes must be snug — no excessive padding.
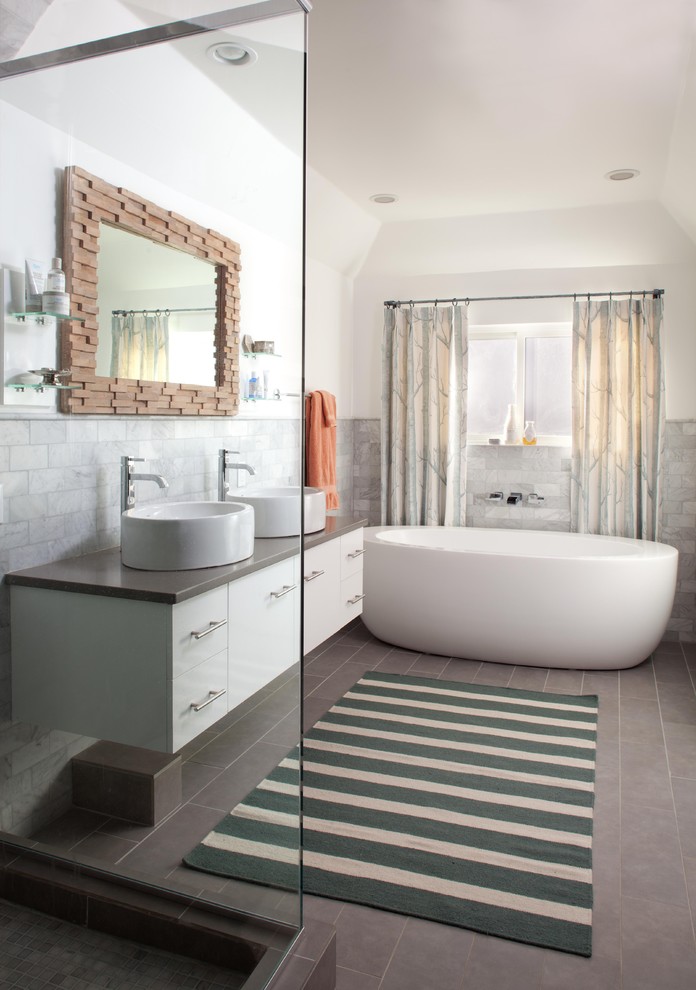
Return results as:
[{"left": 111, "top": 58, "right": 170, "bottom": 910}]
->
[{"left": 362, "top": 527, "right": 678, "bottom": 670}]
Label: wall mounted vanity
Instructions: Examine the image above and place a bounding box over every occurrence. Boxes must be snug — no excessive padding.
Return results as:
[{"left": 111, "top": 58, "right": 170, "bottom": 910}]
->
[{"left": 7, "top": 517, "right": 365, "bottom": 754}]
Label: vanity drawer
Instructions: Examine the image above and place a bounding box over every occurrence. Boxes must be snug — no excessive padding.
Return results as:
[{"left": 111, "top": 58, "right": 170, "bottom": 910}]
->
[
  {"left": 340, "top": 529, "right": 365, "bottom": 580},
  {"left": 304, "top": 539, "right": 341, "bottom": 653},
  {"left": 171, "top": 586, "right": 228, "bottom": 678},
  {"left": 341, "top": 571, "right": 365, "bottom": 625},
  {"left": 171, "top": 649, "right": 228, "bottom": 752}
]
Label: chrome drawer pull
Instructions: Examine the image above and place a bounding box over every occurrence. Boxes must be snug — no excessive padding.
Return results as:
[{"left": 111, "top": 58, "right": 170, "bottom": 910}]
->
[
  {"left": 304, "top": 569, "right": 325, "bottom": 583},
  {"left": 347, "top": 593, "right": 366, "bottom": 605},
  {"left": 192, "top": 618, "right": 227, "bottom": 640},
  {"left": 347, "top": 548, "right": 365, "bottom": 559},
  {"left": 271, "top": 583, "right": 297, "bottom": 599},
  {"left": 191, "top": 688, "right": 226, "bottom": 712}
]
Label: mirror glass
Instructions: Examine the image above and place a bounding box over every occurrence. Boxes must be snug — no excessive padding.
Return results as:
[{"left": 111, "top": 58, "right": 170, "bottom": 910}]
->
[{"left": 97, "top": 224, "right": 217, "bottom": 386}]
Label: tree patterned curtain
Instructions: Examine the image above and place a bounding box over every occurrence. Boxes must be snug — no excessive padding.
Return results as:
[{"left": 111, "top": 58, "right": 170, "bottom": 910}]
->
[
  {"left": 570, "top": 294, "right": 665, "bottom": 540},
  {"left": 110, "top": 311, "right": 170, "bottom": 382},
  {"left": 381, "top": 303, "right": 468, "bottom": 526}
]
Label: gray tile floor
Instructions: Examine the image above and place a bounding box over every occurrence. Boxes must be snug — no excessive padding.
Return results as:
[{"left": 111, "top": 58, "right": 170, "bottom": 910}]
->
[
  {"left": 12, "top": 619, "right": 696, "bottom": 989},
  {"left": 301, "top": 622, "right": 696, "bottom": 990}
]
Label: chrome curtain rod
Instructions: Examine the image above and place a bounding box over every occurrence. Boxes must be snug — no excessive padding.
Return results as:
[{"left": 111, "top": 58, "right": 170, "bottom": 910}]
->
[
  {"left": 112, "top": 307, "right": 215, "bottom": 315},
  {"left": 384, "top": 289, "right": 664, "bottom": 308}
]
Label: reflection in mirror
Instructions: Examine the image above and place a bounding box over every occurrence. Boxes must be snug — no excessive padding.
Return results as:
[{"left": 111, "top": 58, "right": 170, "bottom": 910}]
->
[
  {"left": 97, "top": 224, "right": 217, "bottom": 387},
  {"left": 61, "top": 166, "right": 243, "bottom": 415}
]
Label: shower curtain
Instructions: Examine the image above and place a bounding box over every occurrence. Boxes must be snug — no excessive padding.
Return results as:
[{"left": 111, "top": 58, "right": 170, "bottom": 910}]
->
[
  {"left": 570, "top": 294, "right": 665, "bottom": 540},
  {"left": 110, "top": 311, "right": 170, "bottom": 381},
  {"left": 381, "top": 303, "right": 468, "bottom": 526}
]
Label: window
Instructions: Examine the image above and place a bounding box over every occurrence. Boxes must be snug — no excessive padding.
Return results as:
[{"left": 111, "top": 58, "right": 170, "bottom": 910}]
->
[{"left": 467, "top": 323, "right": 571, "bottom": 444}]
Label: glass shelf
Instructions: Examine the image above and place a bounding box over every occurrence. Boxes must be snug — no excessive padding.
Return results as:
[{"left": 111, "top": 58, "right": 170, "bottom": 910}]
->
[
  {"left": 11, "top": 311, "right": 87, "bottom": 324},
  {"left": 240, "top": 351, "right": 282, "bottom": 359},
  {"left": 7, "top": 383, "right": 80, "bottom": 392},
  {"left": 241, "top": 395, "right": 281, "bottom": 402}
]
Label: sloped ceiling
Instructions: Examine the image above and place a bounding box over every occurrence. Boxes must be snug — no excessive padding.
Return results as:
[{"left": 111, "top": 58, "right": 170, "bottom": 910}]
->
[
  {"left": 0, "top": 0, "right": 55, "bottom": 60},
  {"left": 307, "top": 0, "right": 696, "bottom": 245}
]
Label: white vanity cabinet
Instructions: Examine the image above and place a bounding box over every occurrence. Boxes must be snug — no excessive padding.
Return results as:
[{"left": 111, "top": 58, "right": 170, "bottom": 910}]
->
[
  {"left": 9, "top": 520, "right": 364, "bottom": 753},
  {"left": 227, "top": 556, "right": 299, "bottom": 705},
  {"left": 304, "top": 528, "right": 364, "bottom": 653},
  {"left": 11, "top": 584, "right": 230, "bottom": 753}
]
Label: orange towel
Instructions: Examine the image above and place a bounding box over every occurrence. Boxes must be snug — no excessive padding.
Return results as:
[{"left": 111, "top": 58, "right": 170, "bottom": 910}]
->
[{"left": 305, "top": 389, "right": 339, "bottom": 510}]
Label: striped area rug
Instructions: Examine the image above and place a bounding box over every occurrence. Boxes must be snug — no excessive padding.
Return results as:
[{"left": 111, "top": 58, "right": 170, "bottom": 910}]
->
[{"left": 184, "top": 672, "right": 598, "bottom": 956}]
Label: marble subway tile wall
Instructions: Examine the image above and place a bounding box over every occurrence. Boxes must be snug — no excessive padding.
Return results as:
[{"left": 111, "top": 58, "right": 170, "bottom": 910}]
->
[
  {"left": 662, "top": 421, "right": 696, "bottom": 641},
  {"left": 352, "top": 419, "right": 381, "bottom": 524},
  {"left": 335, "top": 419, "right": 354, "bottom": 515},
  {"left": 466, "top": 444, "right": 571, "bottom": 530},
  {"left": 0, "top": 415, "right": 301, "bottom": 837}
]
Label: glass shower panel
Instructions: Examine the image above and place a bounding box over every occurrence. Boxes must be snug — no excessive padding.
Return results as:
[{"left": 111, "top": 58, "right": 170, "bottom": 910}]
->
[{"left": 0, "top": 2, "right": 305, "bottom": 985}]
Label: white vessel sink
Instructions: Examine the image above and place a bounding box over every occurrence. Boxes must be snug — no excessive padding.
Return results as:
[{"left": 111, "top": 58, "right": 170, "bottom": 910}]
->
[
  {"left": 227, "top": 486, "right": 326, "bottom": 538},
  {"left": 121, "top": 501, "right": 254, "bottom": 570}
]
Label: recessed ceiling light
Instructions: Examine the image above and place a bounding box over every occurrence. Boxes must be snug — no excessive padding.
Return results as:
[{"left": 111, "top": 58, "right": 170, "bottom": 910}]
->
[
  {"left": 369, "top": 193, "right": 399, "bottom": 204},
  {"left": 605, "top": 169, "right": 640, "bottom": 181},
  {"left": 206, "top": 42, "right": 257, "bottom": 67}
]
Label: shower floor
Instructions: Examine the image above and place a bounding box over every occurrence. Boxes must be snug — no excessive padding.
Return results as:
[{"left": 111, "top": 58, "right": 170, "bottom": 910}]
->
[{"left": 17, "top": 620, "right": 696, "bottom": 989}]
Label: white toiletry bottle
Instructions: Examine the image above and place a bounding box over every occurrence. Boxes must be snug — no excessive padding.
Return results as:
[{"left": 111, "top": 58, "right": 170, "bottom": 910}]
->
[
  {"left": 248, "top": 369, "right": 258, "bottom": 399},
  {"left": 42, "top": 257, "right": 70, "bottom": 316},
  {"left": 503, "top": 404, "right": 518, "bottom": 444}
]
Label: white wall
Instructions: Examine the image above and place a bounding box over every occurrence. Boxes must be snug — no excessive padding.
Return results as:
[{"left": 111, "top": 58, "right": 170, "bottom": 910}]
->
[
  {"left": 0, "top": 99, "right": 304, "bottom": 420},
  {"left": 352, "top": 204, "right": 696, "bottom": 420},
  {"left": 304, "top": 256, "right": 353, "bottom": 412}
]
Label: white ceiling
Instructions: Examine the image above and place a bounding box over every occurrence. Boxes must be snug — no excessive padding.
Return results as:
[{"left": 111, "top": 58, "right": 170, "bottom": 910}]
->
[{"left": 306, "top": 0, "right": 696, "bottom": 230}]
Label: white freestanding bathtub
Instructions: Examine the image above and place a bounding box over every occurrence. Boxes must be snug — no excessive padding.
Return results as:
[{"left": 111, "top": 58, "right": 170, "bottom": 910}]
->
[{"left": 362, "top": 527, "right": 678, "bottom": 669}]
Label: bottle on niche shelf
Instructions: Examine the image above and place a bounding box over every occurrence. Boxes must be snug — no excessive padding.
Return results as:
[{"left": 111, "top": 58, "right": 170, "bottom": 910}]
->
[
  {"left": 503, "top": 403, "right": 518, "bottom": 445},
  {"left": 42, "top": 257, "right": 70, "bottom": 316},
  {"left": 523, "top": 420, "right": 537, "bottom": 445}
]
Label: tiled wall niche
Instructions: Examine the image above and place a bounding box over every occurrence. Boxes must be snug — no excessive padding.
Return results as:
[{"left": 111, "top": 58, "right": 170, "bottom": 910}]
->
[{"left": 0, "top": 413, "right": 301, "bottom": 837}]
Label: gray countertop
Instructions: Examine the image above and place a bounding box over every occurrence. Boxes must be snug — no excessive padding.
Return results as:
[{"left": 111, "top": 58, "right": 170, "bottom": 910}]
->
[{"left": 4, "top": 515, "right": 367, "bottom": 605}]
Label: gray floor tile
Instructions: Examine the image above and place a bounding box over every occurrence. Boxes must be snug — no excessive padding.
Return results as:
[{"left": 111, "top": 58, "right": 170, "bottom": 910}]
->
[
  {"left": 379, "top": 917, "right": 473, "bottom": 990},
  {"left": 473, "top": 662, "right": 515, "bottom": 686},
  {"left": 619, "top": 660, "right": 657, "bottom": 699},
  {"left": 540, "top": 950, "right": 620, "bottom": 990},
  {"left": 620, "top": 803, "right": 689, "bottom": 906},
  {"left": 333, "top": 902, "right": 406, "bottom": 977},
  {"left": 438, "top": 658, "right": 482, "bottom": 682},
  {"left": 621, "top": 930, "right": 696, "bottom": 990},
  {"left": 463, "top": 934, "right": 545, "bottom": 989},
  {"left": 662, "top": 720, "right": 696, "bottom": 778},
  {"left": 544, "top": 669, "right": 584, "bottom": 693},
  {"left": 335, "top": 966, "right": 381, "bottom": 990},
  {"left": 507, "top": 665, "right": 549, "bottom": 691},
  {"left": 620, "top": 895, "right": 695, "bottom": 946}
]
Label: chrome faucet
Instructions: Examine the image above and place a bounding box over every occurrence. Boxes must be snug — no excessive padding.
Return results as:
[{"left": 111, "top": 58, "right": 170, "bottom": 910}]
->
[
  {"left": 121, "top": 456, "right": 169, "bottom": 513},
  {"left": 218, "top": 448, "right": 255, "bottom": 501}
]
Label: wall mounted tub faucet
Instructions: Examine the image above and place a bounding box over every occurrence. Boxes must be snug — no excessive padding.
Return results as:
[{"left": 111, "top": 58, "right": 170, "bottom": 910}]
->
[
  {"left": 218, "top": 449, "right": 256, "bottom": 501},
  {"left": 120, "top": 456, "right": 169, "bottom": 513},
  {"left": 506, "top": 492, "right": 523, "bottom": 505}
]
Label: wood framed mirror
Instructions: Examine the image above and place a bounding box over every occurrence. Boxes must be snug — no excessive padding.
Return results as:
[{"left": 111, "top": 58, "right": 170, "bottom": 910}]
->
[{"left": 60, "top": 166, "right": 241, "bottom": 415}]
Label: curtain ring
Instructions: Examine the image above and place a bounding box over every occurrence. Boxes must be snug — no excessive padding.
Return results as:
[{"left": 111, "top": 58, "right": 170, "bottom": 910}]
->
[
  {"left": 451, "top": 298, "right": 458, "bottom": 307},
  {"left": 409, "top": 300, "right": 414, "bottom": 308},
  {"left": 465, "top": 298, "right": 470, "bottom": 307},
  {"left": 434, "top": 299, "right": 438, "bottom": 308}
]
